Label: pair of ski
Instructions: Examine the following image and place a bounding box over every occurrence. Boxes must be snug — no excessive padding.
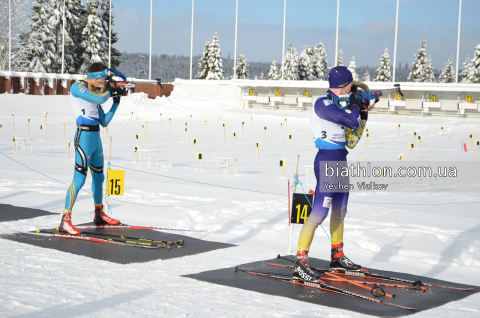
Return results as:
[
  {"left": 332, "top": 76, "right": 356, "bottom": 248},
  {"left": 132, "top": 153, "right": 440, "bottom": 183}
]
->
[
  {"left": 237, "top": 255, "right": 473, "bottom": 311},
  {"left": 35, "top": 225, "right": 185, "bottom": 249}
]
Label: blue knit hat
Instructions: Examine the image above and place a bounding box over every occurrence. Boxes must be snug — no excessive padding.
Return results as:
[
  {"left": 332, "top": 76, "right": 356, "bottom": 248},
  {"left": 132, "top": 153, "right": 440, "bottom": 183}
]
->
[{"left": 328, "top": 66, "right": 353, "bottom": 88}]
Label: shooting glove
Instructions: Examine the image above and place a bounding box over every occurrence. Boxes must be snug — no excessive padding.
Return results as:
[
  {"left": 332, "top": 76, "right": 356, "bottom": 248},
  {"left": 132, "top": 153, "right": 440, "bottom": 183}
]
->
[
  {"left": 350, "top": 94, "right": 368, "bottom": 121},
  {"left": 108, "top": 86, "right": 121, "bottom": 104}
]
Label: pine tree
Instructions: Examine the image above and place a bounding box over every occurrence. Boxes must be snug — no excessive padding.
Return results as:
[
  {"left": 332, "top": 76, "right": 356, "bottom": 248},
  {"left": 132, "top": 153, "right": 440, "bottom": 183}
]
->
[
  {"left": 298, "top": 46, "right": 313, "bottom": 80},
  {"left": 81, "top": 0, "right": 108, "bottom": 71},
  {"left": 234, "top": 50, "right": 248, "bottom": 79},
  {"left": 336, "top": 50, "right": 343, "bottom": 66},
  {"left": 99, "top": 0, "right": 121, "bottom": 69},
  {"left": 425, "top": 55, "right": 436, "bottom": 82},
  {"left": 460, "top": 54, "right": 471, "bottom": 83},
  {"left": 374, "top": 44, "right": 391, "bottom": 82},
  {"left": 196, "top": 38, "right": 210, "bottom": 79},
  {"left": 48, "top": 0, "right": 85, "bottom": 73},
  {"left": 24, "top": 0, "right": 57, "bottom": 72},
  {"left": 309, "top": 41, "right": 328, "bottom": 80},
  {"left": 438, "top": 54, "right": 455, "bottom": 83},
  {"left": 206, "top": 32, "right": 224, "bottom": 80},
  {"left": 259, "top": 72, "right": 264, "bottom": 79},
  {"left": 268, "top": 60, "right": 279, "bottom": 80},
  {"left": 407, "top": 35, "right": 431, "bottom": 82},
  {"left": 468, "top": 44, "right": 480, "bottom": 83},
  {"left": 363, "top": 72, "right": 370, "bottom": 81},
  {"left": 283, "top": 42, "right": 298, "bottom": 80},
  {"left": 348, "top": 56, "right": 358, "bottom": 80}
]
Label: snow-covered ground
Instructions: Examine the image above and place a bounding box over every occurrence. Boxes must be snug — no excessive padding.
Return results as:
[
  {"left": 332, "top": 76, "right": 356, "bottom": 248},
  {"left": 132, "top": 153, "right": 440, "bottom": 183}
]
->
[{"left": 0, "top": 90, "right": 479, "bottom": 317}]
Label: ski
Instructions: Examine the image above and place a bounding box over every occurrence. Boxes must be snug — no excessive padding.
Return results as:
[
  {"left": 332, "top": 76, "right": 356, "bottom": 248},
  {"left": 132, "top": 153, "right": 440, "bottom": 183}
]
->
[
  {"left": 268, "top": 263, "right": 426, "bottom": 292},
  {"left": 35, "top": 229, "right": 172, "bottom": 249},
  {"left": 235, "top": 267, "right": 417, "bottom": 311},
  {"left": 80, "top": 230, "right": 185, "bottom": 248},
  {"left": 75, "top": 223, "right": 205, "bottom": 233},
  {"left": 276, "top": 255, "right": 474, "bottom": 291}
]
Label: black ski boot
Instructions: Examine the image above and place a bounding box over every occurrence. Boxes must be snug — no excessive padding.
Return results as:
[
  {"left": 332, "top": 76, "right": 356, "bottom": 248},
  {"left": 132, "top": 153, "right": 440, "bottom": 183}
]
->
[
  {"left": 330, "top": 243, "right": 362, "bottom": 272},
  {"left": 292, "top": 250, "right": 321, "bottom": 283}
]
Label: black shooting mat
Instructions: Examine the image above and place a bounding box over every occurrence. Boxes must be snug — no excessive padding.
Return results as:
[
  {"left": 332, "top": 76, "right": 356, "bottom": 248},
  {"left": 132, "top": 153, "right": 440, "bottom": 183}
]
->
[
  {"left": 1, "top": 223, "right": 234, "bottom": 264},
  {"left": 184, "top": 256, "right": 480, "bottom": 317},
  {"left": 0, "top": 203, "right": 56, "bottom": 222}
]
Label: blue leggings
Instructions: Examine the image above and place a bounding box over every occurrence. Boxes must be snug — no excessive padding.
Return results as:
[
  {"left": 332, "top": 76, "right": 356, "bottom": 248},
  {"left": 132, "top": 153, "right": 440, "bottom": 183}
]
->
[
  {"left": 298, "top": 151, "right": 349, "bottom": 250},
  {"left": 64, "top": 129, "right": 104, "bottom": 213}
]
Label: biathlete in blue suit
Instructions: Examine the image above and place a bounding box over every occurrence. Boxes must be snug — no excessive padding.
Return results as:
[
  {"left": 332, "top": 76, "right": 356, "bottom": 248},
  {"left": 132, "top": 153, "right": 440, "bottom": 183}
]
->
[
  {"left": 59, "top": 63, "right": 125, "bottom": 235},
  {"left": 293, "top": 66, "right": 370, "bottom": 282}
]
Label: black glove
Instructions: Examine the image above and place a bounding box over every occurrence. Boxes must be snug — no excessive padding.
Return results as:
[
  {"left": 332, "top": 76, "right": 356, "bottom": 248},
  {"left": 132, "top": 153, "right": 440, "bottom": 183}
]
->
[
  {"left": 350, "top": 94, "right": 368, "bottom": 121},
  {"left": 108, "top": 86, "right": 121, "bottom": 104}
]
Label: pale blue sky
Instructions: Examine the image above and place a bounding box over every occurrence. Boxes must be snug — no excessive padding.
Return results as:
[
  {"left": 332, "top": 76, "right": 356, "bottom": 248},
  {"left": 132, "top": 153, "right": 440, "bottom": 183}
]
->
[{"left": 104, "top": 1, "right": 480, "bottom": 68}]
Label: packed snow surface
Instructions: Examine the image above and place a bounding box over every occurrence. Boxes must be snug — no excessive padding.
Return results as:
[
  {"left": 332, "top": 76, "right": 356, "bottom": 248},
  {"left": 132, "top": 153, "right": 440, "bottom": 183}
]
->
[{"left": 0, "top": 91, "right": 479, "bottom": 317}]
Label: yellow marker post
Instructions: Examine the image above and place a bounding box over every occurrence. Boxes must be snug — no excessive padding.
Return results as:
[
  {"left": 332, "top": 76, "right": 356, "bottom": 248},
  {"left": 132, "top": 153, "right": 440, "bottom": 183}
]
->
[
  {"left": 44, "top": 111, "right": 48, "bottom": 133},
  {"left": 12, "top": 113, "right": 14, "bottom": 132},
  {"left": 136, "top": 134, "right": 140, "bottom": 150},
  {"left": 263, "top": 126, "right": 267, "bottom": 143},
  {"left": 63, "top": 120, "right": 66, "bottom": 138},
  {"left": 280, "top": 159, "right": 286, "bottom": 177},
  {"left": 399, "top": 153, "right": 405, "bottom": 167},
  {"left": 196, "top": 153, "right": 202, "bottom": 171},
  {"left": 470, "top": 134, "right": 475, "bottom": 152},
  {"left": 285, "top": 118, "right": 288, "bottom": 134},
  {"left": 142, "top": 124, "right": 145, "bottom": 141},
  {"left": 366, "top": 133, "right": 369, "bottom": 149},
  {"left": 27, "top": 118, "right": 30, "bottom": 136},
  {"left": 413, "top": 132, "right": 417, "bottom": 146},
  {"left": 256, "top": 142, "right": 261, "bottom": 158},
  {"left": 13, "top": 136, "right": 17, "bottom": 152},
  {"left": 397, "top": 124, "right": 400, "bottom": 138},
  {"left": 288, "top": 135, "right": 292, "bottom": 152},
  {"left": 418, "top": 136, "right": 423, "bottom": 153},
  {"left": 280, "top": 123, "right": 284, "bottom": 141},
  {"left": 135, "top": 146, "right": 140, "bottom": 163},
  {"left": 131, "top": 111, "right": 133, "bottom": 123},
  {"left": 190, "top": 114, "right": 192, "bottom": 126},
  {"left": 250, "top": 117, "right": 253, "bottom": 133},
  {"left": 185, "top": 128, "right": 188, "bottom": 144},
  {"left": 192, "top": 138, "right": 196, "bottom": 153},
  {"left": 136, "top": 116, "right": 139, "bottom": 134},
  {"left": 68, "top": 141, "right": 70, "bottom": 157},
  {"left": 0, "top": 124, "right": 2, "bottom": 138},
  {"left": 477, "top": 141, "right": 479, "bottom": 159},
  {"left": 223, "top": 124, "right": 226, "bottom": 142},
  {"left": 106, "top": 170, "right": 125, "bottom": 196},
  {"left": 234, "top": 133, "right": 237, "bottom": 148},
  {"left": 205, "top": 120, "right": 207, "bottom": 138},
  {"left": 169, "top": 118, "right": 172, "bottom": 137},
  {"left": 241, "top": 122, "right": 244, "bottom": 140},
  {"left": 40, "top": 125, "right": 44, "bottom": 141},
  {"left": 409, "top": 143, "right": 414, "bottom": 160},
  {"left": 441, "top": 127, "right": 444, "bottom": 140}
]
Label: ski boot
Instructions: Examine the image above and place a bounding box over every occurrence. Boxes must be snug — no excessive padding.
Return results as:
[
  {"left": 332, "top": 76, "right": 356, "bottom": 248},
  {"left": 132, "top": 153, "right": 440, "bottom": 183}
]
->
[
  {"left": 330, "top": 243, "right": 362, "bottom": 272},
  {"left": 94, "top": 205, "right": 120, "bottom": 225},
  {"left": 292, "top": 250, "right": 321, "bottom": 283},
  {"left": 58, "top": 212, "right": 82, "bottom": 235}
]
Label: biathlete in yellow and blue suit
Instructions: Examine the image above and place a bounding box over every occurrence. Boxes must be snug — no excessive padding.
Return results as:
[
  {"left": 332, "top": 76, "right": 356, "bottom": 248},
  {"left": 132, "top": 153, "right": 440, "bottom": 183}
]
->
[
  {"left": 59, "top": 63, "right": 125, "bottom": 235},
  {"left": 292, "top": 66, "right": 371, "bottom": 283}
]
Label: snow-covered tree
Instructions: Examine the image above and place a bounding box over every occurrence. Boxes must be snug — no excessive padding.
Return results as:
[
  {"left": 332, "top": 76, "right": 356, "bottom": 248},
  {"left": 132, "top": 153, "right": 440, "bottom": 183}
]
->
[
  {"left": 259, "top": 72, "right": 264, "bottom": 79},
  {"left": 310, "top": 41, "right": 328, "bottom": 80},
  {"left": 363, "top": 72, "right": 370, "bottom": 81},
  {"left": 298, "top": 46, "right": 313, "bottom": 80},
  {"left": 336, "top": 50, "right": 343, "bottom": 66},
  {"left": 24, "top": 0, "right": 57, "bottom": 72},
  {"left": 407, "top": 35, "right": 432, "bottom": 82},
  {"left": 0, "top": 0, "right": 30, "bottom": 71},
  {"left": 234, "top": 50, "right": 248, "bottom": 79},
  {"left": 460, "top": 54, "right": 471, "bottom": 83},
  {"left": 48, "top": 0, "right": 85, "bottom": 73},
  {"left": 438, "top": 54, "right": 455, "bottom": 83},
  {"left": 283, "top": 42, "right": 298, "bottom": 80},
  {"left": 348, "top": 55, "right": 358, "bottom": 80},
  {"left": 206, "top": 32, "right": 224, "bottom": 80},
  {"left": 374, "top": 44, "right": 391, "bottom": 82},
  {"left": 268, "top": 60, "right": 279, "bottom": 80},
  {"left": 99, "top": 0, "right": 120, "bottom": 69},
  {"left": 81, "top": 0, "right": 108, "bottom": 71},
  {"left": 468, "top": 44, "right": 480, "bottom": 83},
  {"left": 425, "top": 55, "right": 436, "bottom": 83},
  {"left": 196, "top": 38, "right": 210, "bottom": 79}
]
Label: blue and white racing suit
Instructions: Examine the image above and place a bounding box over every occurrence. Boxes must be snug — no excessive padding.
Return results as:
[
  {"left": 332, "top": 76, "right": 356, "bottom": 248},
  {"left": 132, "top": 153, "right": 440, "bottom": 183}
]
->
[{"left": 64, "top": 81, "right": 118, "bottom": 213}]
